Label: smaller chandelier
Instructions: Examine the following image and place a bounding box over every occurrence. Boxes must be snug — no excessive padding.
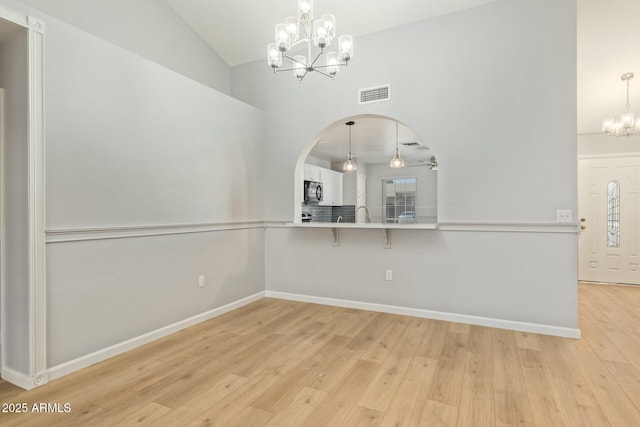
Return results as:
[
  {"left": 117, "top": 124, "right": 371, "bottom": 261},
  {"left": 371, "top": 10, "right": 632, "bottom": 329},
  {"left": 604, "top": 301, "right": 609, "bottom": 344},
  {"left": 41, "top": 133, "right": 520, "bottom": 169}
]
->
[
  {"left": 602, "top": 72, "right": 640, "bottom": 137},
  {"left": 343, "top": 121, "right": 356, "bottom": 172},
  {"left": 389, "top": 121, "right": 405, "bottom": 168},
  {"left": 267, "top": 0, "right": 353, "bottom": 81}
]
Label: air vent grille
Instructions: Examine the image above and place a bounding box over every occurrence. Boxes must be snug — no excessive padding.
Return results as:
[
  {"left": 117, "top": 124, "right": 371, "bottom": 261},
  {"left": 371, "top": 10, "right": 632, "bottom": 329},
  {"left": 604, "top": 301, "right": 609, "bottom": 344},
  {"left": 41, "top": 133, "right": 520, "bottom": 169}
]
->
[{"left": 359, "top": 84, "right": 391, "bottom": 104}]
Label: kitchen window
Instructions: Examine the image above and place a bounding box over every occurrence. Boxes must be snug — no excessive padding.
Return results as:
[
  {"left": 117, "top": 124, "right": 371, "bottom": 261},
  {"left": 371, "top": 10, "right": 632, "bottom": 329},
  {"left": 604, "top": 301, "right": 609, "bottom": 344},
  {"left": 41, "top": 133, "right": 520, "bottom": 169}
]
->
[{"left": 383, "top": 177, "right": 417, "bottom": 224}]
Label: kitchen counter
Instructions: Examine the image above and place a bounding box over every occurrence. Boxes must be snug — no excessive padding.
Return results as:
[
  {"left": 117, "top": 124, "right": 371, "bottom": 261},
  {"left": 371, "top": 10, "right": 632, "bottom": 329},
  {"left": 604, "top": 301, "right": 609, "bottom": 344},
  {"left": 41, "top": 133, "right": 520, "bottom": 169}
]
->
[{"left": 287, "top": 222, "right": 438, "bottom": 230}]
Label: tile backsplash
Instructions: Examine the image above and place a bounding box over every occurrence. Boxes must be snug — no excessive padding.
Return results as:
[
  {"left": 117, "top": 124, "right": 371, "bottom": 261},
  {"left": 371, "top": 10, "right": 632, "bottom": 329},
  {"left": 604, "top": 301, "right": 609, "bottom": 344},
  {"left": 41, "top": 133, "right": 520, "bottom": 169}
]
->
[{"left": 302, "top": 204, "right": 356, "bottom": 223}]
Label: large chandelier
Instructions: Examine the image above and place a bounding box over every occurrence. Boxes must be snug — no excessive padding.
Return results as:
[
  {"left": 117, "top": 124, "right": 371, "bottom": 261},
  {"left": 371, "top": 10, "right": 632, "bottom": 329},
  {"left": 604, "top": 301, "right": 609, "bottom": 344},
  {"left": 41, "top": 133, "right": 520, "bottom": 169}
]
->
[
  {"left": 267, "top": 0, "right": 353, "bottom": 81},
  {"left": 602, "top": 72, "right": 640, "bottom": 137}
]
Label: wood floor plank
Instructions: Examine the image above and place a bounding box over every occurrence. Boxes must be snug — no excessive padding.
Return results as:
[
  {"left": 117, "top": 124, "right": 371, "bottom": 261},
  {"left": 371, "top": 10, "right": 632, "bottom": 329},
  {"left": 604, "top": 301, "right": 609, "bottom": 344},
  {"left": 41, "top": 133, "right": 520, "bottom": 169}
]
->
[
  {"left": 552, "top": 377, "right": 612, "bottom": 427},
  {"left": 1, "top": 282, "right": 639, "bottom": 427},
  {"left": 225, "top": 406, "right": 273, "bottom": 427},
  {"left": 514, "top": 331, "right": 542, "bottom": 351},
  {"left": 572, "top": 336, "right": 640, "bottom": 426},
  {"left": 457, "top": 351, "right": 495, "bottom": 427},
  {"left": 341, "top": 405, "right": 384, "bottom": 426},
  {"left": 304, "top": 339, "right": 363, "bottom": 392},
  {"left": 538, "top": 335, "right": 612, "bottom": 427},
  {"left": 154, "top": 374, "right": 249, "bottom": 426},
  {"left": 251, "top": 334, "right": 350, "bottom": 413},
  {"left": 153, "top": 358, "right": 228, "bottom": 409},
  {"left": 494, "top": 389, "right": 535, "bottom": 427},
  {"left": 232, "top": 321, "right": 331, "bottom": 379},
  {"left": 379, "top": 356, "right": 439, "bottom": 427},
  {"left": 359, "top": 316, "right": 409, "bottom": 363},
  {"left": 468, "top": 324, "right": 493, "bottom": 356},
  {"left": 419, "top": 400, "right": 458, "bottom": 427},
  {"left": 346, "top": 312, "right": 395, "bottom": 352},
  {"left": 302, "top": 360, "right": 378, "bottom": 427},
  {"left": 114, "top": 402, "right": 171, "bottom": 426},
  {"left": 182, "top": 366, "right": 291, "bottom": 427},
  {"left": 517, "top": 348, "right": 544, "bottom": 369},
  {"left": 602, "top": 360, "right": 640, "bottom": 411},
  {"left": 425, "top": 332, "right": 467, "bottom": 406},
  {"left": 329, "top": 309, "right": 378, "bottom": 338},
  {"left": 264, "top": 387, "right": 327, "bottom": 427},
  {"left": 415, "top": 319, "right": 448, "bottom": 359},
  {"left": 493, "top": 329, "right": 527, "bottom": 393},
  {"left": 521, "top": 365, "right": 572, "bottom": 427},
  {"left": 358, "top": 317, "right": 426, "bottom": 412},
  {"left": 580, "top": 316, "right": 630, "bottom": 363}
]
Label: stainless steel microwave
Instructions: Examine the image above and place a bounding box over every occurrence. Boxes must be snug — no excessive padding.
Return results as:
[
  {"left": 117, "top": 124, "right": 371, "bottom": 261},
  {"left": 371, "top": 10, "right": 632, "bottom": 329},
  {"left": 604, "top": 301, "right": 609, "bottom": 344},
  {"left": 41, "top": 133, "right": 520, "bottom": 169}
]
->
[{"left": 303, "top": 180, "right": 323, "bottom": 203}]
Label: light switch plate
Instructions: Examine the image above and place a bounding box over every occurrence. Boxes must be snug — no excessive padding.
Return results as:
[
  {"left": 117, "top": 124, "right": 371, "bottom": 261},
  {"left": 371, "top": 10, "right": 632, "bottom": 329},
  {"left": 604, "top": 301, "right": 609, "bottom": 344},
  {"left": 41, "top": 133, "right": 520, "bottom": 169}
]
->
[{"left": 556, "top": 209, "right": 573, "bottom": 223}]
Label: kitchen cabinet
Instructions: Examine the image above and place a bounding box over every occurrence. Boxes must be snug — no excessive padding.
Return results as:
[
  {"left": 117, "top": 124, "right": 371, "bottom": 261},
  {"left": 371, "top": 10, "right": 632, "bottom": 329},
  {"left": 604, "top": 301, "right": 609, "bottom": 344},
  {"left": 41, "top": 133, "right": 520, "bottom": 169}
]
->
[
  {"left": 303, "top": 164, "right": 321, "bottom": 182},
  {"left": 304, "top": 163, "right": 343, "bottom": 206},
  {"left": 320, "top": 169, "right": 344, "bottom": 206}
]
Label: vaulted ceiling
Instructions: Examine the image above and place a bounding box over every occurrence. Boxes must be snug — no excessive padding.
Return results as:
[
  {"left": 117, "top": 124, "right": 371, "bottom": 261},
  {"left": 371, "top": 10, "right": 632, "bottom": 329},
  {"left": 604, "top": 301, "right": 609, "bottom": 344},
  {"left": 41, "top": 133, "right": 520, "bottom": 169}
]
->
[
  {"left": 165, "top": 0, "right": 498, "bottom": 67},
  {"left": 13, "top": 0, "right": 640, "bottom": 137}
]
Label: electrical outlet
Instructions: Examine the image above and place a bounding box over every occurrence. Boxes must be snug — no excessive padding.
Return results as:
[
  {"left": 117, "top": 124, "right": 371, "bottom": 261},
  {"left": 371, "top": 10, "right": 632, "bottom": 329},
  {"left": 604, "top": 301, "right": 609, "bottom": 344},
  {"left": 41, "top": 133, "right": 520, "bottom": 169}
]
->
[
  {"left": 385, "top": 270, "right": 393, "bottom": 281},
  {"left": 198, "top": 275, "right": 205, "bottom": 288},
  {"left": 556, "top": 209, "right": 573, "bottom": 223}
]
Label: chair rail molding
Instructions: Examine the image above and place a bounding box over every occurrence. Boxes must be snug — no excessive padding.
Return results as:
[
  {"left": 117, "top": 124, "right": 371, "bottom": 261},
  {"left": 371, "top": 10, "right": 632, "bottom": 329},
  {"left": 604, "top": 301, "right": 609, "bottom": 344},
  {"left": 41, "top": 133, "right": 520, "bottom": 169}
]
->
[{"left": 45, "top": 220, "right": 266, "bottom": 243}]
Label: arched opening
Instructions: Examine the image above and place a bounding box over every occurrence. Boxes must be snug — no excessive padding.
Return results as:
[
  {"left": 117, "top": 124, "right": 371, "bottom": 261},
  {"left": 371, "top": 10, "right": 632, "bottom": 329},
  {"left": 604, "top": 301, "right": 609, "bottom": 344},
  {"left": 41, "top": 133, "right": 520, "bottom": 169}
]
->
[{"left": 293, "top": 114, "right": 438, "bottom": 224}]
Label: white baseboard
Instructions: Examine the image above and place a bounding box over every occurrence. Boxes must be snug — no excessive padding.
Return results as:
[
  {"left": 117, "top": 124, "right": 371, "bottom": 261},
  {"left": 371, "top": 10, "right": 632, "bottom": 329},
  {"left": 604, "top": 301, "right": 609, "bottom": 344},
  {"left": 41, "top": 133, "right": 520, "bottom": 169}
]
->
[
  {"left": 47, "top": 291, "right": 265, "bottom": 381},
  {"left": 1, "top": 366, "right": 47, "bottom": 390},
  {"left": 265, "top": 291, "right": 581, "bottom": 339}
]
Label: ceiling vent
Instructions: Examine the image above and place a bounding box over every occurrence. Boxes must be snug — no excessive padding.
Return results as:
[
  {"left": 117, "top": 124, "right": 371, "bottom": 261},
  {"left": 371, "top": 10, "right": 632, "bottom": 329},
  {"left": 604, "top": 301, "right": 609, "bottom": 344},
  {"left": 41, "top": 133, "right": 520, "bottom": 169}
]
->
[{"left": 359, "top": 84, "right": 391, "bottom": 105}]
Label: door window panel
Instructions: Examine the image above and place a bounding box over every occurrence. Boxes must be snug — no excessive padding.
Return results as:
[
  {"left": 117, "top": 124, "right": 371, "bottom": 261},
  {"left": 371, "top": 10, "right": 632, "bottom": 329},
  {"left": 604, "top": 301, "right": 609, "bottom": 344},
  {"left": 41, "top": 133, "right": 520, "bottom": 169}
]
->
[{"left": 607, "top": 180, "right": 620, "bottom": 248}]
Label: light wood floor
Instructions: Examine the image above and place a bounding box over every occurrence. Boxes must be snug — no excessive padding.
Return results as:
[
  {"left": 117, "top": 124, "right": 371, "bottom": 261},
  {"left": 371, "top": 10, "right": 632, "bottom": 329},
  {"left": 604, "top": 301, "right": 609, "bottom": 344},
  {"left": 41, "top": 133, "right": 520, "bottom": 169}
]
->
[{"left": 1, "top": 282, "right": 639, "bottom": 426}]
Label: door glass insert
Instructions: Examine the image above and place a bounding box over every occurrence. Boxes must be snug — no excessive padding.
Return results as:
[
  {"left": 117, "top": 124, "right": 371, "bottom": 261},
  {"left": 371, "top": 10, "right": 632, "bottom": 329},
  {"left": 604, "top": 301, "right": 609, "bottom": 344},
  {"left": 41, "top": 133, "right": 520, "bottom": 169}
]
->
[{"left": 607, "top": 180, "right": 620, "bottom": 248}]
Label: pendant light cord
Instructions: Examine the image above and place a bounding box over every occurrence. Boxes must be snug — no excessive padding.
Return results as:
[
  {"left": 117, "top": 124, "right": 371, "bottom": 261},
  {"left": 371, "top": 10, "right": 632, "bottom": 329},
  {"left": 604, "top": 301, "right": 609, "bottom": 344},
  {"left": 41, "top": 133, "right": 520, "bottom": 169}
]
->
[{"left": 626, "top": 78, "right": 631, "bottom": 112}]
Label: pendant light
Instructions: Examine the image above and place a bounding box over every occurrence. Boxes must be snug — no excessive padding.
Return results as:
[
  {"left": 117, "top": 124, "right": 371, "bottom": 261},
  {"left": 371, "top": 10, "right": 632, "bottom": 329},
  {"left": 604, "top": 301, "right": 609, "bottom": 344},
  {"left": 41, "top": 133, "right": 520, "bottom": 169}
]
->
[
  {"left": 389, "top": 121, "right": 405, "bottom": 168},
  {"left": 343, "top": 121, "right": 357, "bottom": 172}
]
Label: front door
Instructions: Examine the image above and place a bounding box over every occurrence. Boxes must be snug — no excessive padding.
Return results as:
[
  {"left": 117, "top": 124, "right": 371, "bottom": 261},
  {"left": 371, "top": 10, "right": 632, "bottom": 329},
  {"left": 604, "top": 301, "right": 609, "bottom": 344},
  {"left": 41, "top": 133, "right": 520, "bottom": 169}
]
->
[{"left": 578, "top": 156, "right": 640, "bottom": 285}]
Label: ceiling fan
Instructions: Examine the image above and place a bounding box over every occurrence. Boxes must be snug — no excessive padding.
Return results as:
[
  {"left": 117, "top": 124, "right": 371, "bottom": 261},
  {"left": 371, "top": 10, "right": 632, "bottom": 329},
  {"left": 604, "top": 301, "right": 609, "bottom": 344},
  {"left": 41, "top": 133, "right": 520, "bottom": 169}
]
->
[{"left": 405, "top": 156, "right": 438, "bottom": 170}]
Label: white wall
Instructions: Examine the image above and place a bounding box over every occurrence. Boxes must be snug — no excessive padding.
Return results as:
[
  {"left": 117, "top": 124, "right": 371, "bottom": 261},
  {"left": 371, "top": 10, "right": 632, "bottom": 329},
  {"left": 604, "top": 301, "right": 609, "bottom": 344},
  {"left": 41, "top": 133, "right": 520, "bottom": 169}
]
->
[
  {"left": 15, "top": 0, "right": 231, "bottom": 94},
  {"left": 266, "top": 228, "right": 577, "bottom": 328},
  {"left": 0, "top": 1, "right": 265, "bottom": 375},
  {"left": 44, "top": 18, "right": 264, "bottom": 229},
  {"left": 233, "top": 0, "right": 577, "bottom": 224},
  {"left": 578, "top": 133, "right": 640, "bottom": 156},
  {"left": 0, "top": 26, "right": 29, "bottom": 374},
  {"left": 47, "top": 229, "right": 264, "bottom": 366},
  {"left": 43, "top": 15, "right": 264, "bottom": 370},
  {"left": 234, "top": 0, "right": 579, "bottom": 332},
  {"left": 305, "top": 155, "right": 330, "bottom": 169}
]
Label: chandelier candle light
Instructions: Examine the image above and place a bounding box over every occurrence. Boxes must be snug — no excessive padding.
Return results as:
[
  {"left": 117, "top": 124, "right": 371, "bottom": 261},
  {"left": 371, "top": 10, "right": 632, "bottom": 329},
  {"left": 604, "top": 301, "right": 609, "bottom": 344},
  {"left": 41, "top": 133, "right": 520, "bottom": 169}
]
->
[
  {"left": 267, "top": 0, "right": 353, "bottom": 81},
  {"left": 602, "top": 72, "right": 640, "bottom": 137}
]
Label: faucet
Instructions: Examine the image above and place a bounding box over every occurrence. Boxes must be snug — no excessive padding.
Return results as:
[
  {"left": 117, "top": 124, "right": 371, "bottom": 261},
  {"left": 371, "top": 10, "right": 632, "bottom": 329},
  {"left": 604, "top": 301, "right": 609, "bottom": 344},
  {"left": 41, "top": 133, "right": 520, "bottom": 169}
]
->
[
  {"left": 356, "top": 205, "right": 372, "bottom": 223},
  {"left": 337, "top": 216, "right": 343, "bottom": 223}
]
